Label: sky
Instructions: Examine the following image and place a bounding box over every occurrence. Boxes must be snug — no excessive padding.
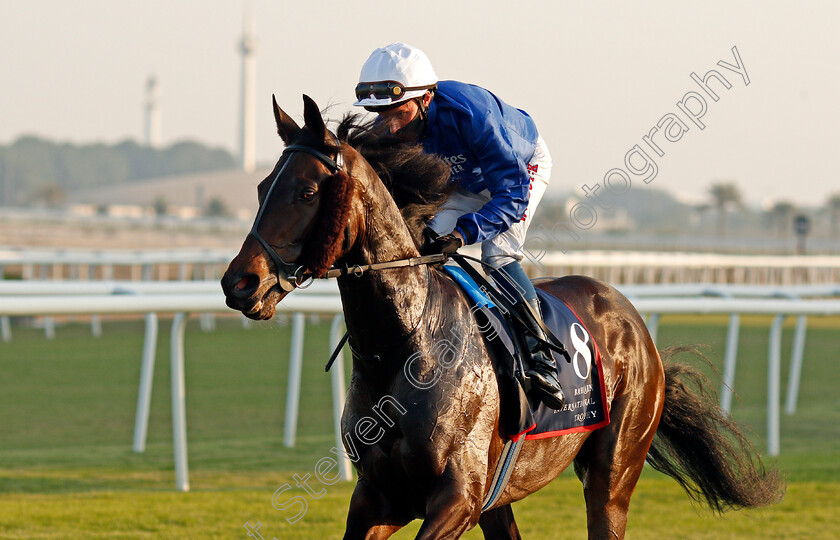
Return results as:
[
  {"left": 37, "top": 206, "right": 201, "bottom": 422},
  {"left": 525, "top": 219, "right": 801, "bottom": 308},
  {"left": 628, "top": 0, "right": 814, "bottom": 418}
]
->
[{"left": 2, "top": 0, "right": 838, "bottom": 208}]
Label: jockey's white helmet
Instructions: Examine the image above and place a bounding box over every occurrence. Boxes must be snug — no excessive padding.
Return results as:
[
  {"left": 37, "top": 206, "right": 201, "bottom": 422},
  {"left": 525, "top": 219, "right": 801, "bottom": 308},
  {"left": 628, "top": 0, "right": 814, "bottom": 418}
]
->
[{"left": 353, "top": 42, "right": 438, "bottom": 109}]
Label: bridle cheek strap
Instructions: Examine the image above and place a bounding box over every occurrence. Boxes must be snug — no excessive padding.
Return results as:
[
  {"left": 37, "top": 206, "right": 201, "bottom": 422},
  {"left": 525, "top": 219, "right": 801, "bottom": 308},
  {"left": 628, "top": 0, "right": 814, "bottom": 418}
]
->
[{"left": 248, "top": 139, "right": 344, "bottom": 291}]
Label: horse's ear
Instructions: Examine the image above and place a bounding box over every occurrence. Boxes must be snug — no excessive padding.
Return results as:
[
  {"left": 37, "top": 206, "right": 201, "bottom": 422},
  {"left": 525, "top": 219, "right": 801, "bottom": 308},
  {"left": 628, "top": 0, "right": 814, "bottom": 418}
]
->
[
  {"left": 302, "top": 94, "right": 328, "bottom": 143},
  {"left": 273, "top": 94, "right": 300, "bottom": 145}
]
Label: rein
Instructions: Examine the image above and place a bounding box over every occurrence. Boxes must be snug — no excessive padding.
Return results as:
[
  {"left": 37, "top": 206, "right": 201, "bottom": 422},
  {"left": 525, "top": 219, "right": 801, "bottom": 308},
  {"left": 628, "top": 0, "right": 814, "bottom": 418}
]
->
[
  {"left": 298, "top": 253, "right": 447, "bottom": 287},
  {"left": 323, "top": 253, "right": 570, "bottom": 371}
]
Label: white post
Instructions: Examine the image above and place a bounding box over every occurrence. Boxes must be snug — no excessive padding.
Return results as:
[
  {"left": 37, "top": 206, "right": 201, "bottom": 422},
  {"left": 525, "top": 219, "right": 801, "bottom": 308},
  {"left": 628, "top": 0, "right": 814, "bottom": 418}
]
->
[
  {"left": 200, "top": 265, "right": 216, "bottom": 332},
  {"left": 44, "top": 317, "right": 56, "bottom": 340},
  {"left": 0, "top": 264, "right": 8, "bottom": 342},
  {"left": 0, "top": 315, "right": 10, "bottom": 342},
  {"left": 90, "top": 316, "right": 102, "bottom": 338},
  {"left": 785, "top": 315, "right": 808, "bottom": 415},
  {"left": 768, "top": 315, "right": 784, "bottom": 456},
  {"left": 329, "top": 315, "right": 352, "bottom": 481},
  {"left": 646, "top": 313, "right": 660, "bottom": 344},
  {"left": 171, "top": 312, "right": 190, "bottom": 491},
  {"left": 283, "top": 313, "right": 305, "bottom": 448},
  {"left": 88, "top": 264, "right": 102, "bottom": 338},
  {"left": 42, "top": 261, "right": 55, "bottom": 340},
  {"left": 133, "top": 313, "right": 159, "bottom": 453},
  {"left": 720, "top": 313, "right": 740, "bottom": 413}
]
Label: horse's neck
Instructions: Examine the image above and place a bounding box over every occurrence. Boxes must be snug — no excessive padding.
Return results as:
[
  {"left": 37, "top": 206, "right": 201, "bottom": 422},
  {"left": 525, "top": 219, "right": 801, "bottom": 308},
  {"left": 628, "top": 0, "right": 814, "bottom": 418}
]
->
[{"left": 337, "top": 181, "right": 429, "bottom": 354}]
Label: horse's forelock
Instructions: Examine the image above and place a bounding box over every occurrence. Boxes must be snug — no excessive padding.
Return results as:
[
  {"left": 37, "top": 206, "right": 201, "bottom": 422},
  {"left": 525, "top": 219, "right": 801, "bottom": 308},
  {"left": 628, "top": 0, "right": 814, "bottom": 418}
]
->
[
  {"left": 299, "top": 169, "right": 355, "bottom": 277},
  {"left": 272, "top": 122, "right": 353, "bottom": 277}
]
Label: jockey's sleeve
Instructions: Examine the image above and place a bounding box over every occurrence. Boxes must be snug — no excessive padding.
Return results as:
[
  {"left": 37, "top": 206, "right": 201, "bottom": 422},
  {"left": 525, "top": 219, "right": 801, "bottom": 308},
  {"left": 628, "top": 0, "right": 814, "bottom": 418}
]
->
[{"left": 453, "top": 113, "right": 530, "bottom": 245}]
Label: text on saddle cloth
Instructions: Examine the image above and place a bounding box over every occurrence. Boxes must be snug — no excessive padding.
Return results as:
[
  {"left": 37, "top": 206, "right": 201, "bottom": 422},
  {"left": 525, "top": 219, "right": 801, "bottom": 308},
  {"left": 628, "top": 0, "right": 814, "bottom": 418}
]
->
[{"left": 441, "top": 265, "right": 610, "bottom": 440}]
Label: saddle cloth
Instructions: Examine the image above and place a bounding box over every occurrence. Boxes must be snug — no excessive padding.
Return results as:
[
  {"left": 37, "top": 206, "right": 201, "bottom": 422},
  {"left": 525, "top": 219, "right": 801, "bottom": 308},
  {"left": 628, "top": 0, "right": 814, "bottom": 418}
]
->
[{"left": 442, "top": 265, "right": 610, "bottom": 441}]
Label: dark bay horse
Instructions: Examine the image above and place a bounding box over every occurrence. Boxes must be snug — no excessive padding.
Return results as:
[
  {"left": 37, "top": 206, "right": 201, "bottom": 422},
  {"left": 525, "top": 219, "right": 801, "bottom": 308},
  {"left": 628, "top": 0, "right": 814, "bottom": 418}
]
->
[{"left": 221, "top": 95, "right": 783, "bottom": 539}]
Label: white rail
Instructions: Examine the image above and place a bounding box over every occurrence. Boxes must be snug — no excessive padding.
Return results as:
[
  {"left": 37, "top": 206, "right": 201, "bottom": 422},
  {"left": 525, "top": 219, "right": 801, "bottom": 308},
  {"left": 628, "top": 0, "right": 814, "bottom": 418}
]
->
[
  {"left": 0, "top": 279, "right": 340, "bottom": 296},
  {"left": 0, "top": 248, "right": 235, "bottom": 266},
  {"left": 3, "top": 247, "right": 840, "bottom": 285},
  {"left": 534, "top": 251, "right": 840, "bottom": 285},
  {"left": 0, "top": 287, "right": 346, "bottom": 492},
  {"left": 1, "top": 284, "right": 838, "bottom": 490}
]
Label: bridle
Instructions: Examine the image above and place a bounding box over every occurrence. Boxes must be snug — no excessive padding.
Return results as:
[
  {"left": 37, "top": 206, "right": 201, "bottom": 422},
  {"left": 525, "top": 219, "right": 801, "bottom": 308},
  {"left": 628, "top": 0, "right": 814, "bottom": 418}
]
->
[
  {"left": 248, "top": 137, "right": 344, "bottom": 292},
  {"left": 249, "top": 134, "right": 449, "bottom": 293}
]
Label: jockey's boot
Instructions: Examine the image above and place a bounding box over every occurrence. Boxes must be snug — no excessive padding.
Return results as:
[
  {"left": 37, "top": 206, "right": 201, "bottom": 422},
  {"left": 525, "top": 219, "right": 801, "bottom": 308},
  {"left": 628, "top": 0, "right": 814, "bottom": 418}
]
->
[{"left": 514, "top": 298, "right": 566, "bottom": 410}]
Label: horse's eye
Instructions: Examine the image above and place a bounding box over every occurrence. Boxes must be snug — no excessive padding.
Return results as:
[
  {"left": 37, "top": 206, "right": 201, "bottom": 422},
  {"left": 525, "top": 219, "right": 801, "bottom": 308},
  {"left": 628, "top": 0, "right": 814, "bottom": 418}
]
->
[{"left": 300, "top": 188, "right": 316, "bottom": 201}]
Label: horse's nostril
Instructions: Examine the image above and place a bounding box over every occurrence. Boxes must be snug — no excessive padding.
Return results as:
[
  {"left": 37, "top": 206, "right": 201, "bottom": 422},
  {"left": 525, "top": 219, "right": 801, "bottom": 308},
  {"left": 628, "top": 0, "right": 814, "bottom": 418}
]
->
[
  {"left": 235, "top": 274, "right": 259, "bottom": 294},
  {"left": 223, "top": 273, "right": 259, "bottom": 299}
]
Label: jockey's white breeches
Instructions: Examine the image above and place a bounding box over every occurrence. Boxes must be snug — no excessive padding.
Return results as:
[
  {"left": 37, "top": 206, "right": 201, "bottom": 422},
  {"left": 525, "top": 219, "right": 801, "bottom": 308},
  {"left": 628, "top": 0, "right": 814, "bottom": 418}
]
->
[{"left": 428, "top": 135, "right": 552, "bottom": 269}]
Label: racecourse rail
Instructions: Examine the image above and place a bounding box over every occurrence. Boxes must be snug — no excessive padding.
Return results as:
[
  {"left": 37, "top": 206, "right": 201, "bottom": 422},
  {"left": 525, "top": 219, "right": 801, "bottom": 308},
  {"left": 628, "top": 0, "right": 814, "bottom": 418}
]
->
[
  {"left": 3, "top": 247, "right": 840, "bottom": 284},
  {"left": 1, "top": 279, "right": 839, "bottom": 492}
]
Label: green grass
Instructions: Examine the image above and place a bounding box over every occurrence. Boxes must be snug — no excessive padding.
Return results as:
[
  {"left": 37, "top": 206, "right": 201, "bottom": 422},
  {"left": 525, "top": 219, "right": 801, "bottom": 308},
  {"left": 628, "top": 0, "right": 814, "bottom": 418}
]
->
[{"left": 0, "top": 314, "right": 838, "bottom": 538}]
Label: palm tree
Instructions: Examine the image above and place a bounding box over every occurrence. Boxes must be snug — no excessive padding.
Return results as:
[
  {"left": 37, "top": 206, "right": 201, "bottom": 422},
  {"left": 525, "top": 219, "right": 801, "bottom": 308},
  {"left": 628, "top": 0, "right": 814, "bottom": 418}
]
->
[
  {"left": 152, "top": 195, "right": 168, "bottom": 217},
  {"left": 708, "top": 182, "right": 743, "bottom": 237}
]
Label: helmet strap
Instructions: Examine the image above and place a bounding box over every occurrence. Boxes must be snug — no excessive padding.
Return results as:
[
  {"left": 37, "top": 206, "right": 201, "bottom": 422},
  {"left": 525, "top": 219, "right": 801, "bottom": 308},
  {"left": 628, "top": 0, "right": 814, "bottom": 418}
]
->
[
  {"left": 396, "top": 98, "right": 428, "bottom": 141},
  {"left": 418, "top": 90, "right": 433, "bottom": 121}
]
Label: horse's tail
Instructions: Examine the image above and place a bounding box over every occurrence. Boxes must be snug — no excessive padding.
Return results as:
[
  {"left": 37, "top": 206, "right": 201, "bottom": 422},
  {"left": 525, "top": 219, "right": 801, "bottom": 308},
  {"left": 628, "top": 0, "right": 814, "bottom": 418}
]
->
[{"left": 646, "top": 346, "right": 785, "bottom": 512}]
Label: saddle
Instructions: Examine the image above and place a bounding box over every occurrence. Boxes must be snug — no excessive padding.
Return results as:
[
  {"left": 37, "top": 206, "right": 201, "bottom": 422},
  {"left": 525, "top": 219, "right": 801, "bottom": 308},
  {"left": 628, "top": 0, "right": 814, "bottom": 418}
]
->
[{"left": 441, "top": 263, "right": 609, "bottom": 441}]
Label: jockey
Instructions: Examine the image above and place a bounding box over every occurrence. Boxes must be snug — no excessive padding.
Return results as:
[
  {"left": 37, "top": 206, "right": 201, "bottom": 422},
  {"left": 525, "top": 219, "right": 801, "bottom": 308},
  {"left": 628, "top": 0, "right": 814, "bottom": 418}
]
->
[{"left": 353, "top": 42, "right": 566, "bottom": 410}]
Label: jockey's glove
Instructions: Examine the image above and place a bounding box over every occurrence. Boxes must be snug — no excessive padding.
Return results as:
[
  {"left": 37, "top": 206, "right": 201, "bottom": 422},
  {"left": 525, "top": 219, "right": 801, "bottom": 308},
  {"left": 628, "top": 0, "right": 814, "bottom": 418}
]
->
[{"left": 421, "top": 230, "right": 463, "bottom": 255}]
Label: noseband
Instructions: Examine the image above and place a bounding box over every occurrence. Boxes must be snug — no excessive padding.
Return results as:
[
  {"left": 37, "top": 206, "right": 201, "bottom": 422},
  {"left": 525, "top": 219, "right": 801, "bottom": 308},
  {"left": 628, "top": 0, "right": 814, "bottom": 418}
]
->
[{"left": 248, "top": 138, "right": 344, "bottom": 292}]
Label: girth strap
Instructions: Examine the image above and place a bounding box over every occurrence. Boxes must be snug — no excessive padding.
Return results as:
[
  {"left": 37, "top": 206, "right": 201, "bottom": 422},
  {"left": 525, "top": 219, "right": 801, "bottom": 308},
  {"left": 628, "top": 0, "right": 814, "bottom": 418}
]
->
[{"left": 481, "top": 436, "right": 527, "bottom": 512}]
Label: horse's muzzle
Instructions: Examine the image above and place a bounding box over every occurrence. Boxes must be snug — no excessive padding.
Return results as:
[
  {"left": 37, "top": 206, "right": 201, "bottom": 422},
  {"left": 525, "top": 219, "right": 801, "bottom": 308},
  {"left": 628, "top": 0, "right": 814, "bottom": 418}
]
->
[{"left": 220, "top": 270, "right": 289, "bottom": 319}]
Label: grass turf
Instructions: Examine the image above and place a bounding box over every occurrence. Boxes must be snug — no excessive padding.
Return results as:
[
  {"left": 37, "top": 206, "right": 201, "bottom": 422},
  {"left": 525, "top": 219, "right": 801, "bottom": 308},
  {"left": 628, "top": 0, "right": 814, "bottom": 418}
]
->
[{"left": 0, "top": 314, "right": 838, "bottom": 538}]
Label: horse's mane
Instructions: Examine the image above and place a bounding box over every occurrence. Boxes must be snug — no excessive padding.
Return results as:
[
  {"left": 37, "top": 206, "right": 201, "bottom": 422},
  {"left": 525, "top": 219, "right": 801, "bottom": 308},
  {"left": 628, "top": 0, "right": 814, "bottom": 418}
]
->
[{"left": 335, "top": 114, "right": 454, "bottom": 246}]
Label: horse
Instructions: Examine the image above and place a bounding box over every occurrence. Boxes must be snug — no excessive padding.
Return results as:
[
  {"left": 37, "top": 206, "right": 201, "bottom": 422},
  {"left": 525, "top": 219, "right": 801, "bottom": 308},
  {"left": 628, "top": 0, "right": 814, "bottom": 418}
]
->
[{"left": 221, "top": 95, "right": 783, "bottom": 539}]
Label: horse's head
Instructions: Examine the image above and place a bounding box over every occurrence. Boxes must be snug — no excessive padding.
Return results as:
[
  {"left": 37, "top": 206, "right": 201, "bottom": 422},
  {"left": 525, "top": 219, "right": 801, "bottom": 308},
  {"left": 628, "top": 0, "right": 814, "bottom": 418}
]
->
[
  {"left": 222, "top": 95, "right": 453, "bottom": 320},
  {"left": 221, "top": 95, "right": 361, "bottom": 319}
]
